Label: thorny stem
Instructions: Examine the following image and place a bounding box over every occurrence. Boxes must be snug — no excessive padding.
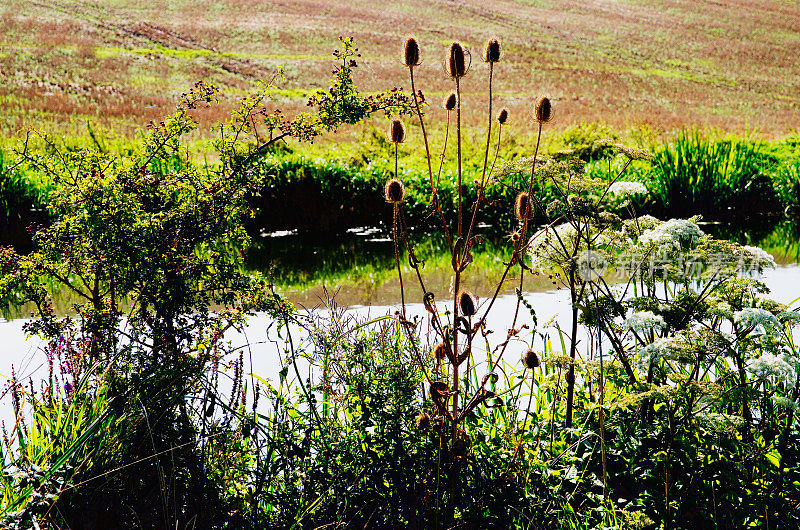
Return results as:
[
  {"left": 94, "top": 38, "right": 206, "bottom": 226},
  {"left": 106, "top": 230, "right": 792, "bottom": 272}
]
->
[
  {"left": 393, "top": 144, "right": 406, "bottom": 318},
  {"left": 463, "top": 62, "right": 497, "bottom": 262},
  {"left": 410, "top": 65, "right": 453, "bottom": 253}
]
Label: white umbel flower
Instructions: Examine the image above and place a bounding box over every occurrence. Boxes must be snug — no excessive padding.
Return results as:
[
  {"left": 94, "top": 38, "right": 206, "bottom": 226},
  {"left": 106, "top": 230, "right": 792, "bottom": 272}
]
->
[
  {"left": 638, "top": 218, "right": 704, "bottom": 250},
  {"left": 622, "top": 310, "right": 666, "bottom": 333},
  {"left": 734, "top": 307, "right": 780, "bottom": 330},
  {"left": 747, "top": 353, "right": 796, "bottom": 385},
  {"left": 608, "top": 181, "right": 648, "bottom": 196}
]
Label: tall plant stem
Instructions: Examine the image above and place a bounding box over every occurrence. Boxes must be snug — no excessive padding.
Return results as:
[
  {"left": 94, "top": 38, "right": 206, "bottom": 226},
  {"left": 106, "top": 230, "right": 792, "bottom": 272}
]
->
[
  {"left": 410, "top": 66, "right": 452, "bottom": 252},
  {"left": 463, "top": 62, "right": 495, "bottom": 259},
  {"left": 452, "top": 75, "right": 463, "bottom": 442},
  {"left": 393, "top": 144, "right": 406, "bottom": 317}
]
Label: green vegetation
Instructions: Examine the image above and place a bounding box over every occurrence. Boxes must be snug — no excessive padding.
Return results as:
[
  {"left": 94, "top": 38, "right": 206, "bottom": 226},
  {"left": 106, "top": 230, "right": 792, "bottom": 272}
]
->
[{"left": 1, "top": 34, "right": 800, "bottom": 530}]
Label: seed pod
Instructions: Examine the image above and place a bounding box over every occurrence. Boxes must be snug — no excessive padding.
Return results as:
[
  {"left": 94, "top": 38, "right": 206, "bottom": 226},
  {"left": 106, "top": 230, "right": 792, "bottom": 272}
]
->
[
  {"left": 404, "top": 37, "right": 420, "bottom": 67},
  {"left": 484, "top": 38, "right": 500, "bottom": 63},
  {"left": 432, "top": 341, "right": 448, "bottom": 361},
  {"left": 444, "top": 92, "right": 457, "bottom": 111},
  {"left": 416, "top": 412, "right": 430, "bottom": 429},
  {"left": 385, "top": 178, "right": 405, "bottom": 203},
  {"left": 448, "top": 42, "right": 466, "bottom": 78},
  {"left": 515, "top": 192, "right": 534, "bottom": 220},
  {"left": 497, "top": 108, "right": 508, "bottom": 124},
  {"left": 533, "top": 96, "right": 553, "bottom": 124},
  {"left": 390, "top": 119, "right": 405, "bottom": 143},
  {"left": 523, "top": 349, "right": 540, "bottom": 369},
  {"left": 458, "top": 290, "right": 477, "bottom": 317}
]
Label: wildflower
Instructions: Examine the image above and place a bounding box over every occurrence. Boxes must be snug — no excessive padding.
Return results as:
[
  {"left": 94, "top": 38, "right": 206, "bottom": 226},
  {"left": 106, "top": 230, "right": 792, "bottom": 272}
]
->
[
  {"left": 444, "top": 92, "right": 457, "bottom": 110},
  {"left": 523, "top": 350, "right": 540, "bottom": 369},
  {"left": 448, "top": 42, "right": 466, "bottom": 78},
  {"left": 403, "top": 37, "right": 420, "bottom": 67},
  {"left": 608, "top": 181, "right": 648, "bottom": 197},
  {"left": 533, "top": 96, "right": 552, "bottom": 124},
  {"left": 497, "top": 108, "right": 508, "bottom": 124},
  {"left": 734, "top": 307, "right": 780, "bottom": 330},
  {"left": 515, "top": 192, "right": 534, "bottom": 220},
  {"left": 622, "top": 310, "right": 666, "bottom": 333},
  {"left": 484, "top": 38, "right": 500, "bottom": 63},
  {"left": 384, "top": 179, "right": 405, "bottom": 203},
  {"left": 747, "top": 353, "right": 796, "bottom": 385},
  {"left": 740, "top": 245, "right": 776, "bottom": 269},
  {"left": 390, "top": 119, "right": 405, "bottom": 143},
  {"left": 458, "top": 290, "right": 477, "bottom": 317},
  {"left": 638, "top": 218, "right": 704, "bottom": 250}
]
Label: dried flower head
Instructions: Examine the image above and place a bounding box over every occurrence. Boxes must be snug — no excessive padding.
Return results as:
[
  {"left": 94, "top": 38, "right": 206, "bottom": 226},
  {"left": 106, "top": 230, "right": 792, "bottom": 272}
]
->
[
  {"left": 497, "top": 108, "right": 508, "bottom": 124},
  {"left": 484, "top": 38, "right": 500, "bottom": 63},
  {"left": 533, "top": 96, "right": 552, "bottom": 123},
  {"left": 444, "top": 92, "right": 457, "bottom": 111},
  {"left": 515, "top": 192, "right": 534, "bottom": 220},
  {"left": 404, "top": 37, "right": 420, "bottom": 67},
  {"left": 385, "top": 178, "right": 405, "bottom": 203},
  {"left": 416, "top": 412, "right": 430, "bottom": 429},
  {"left": 390, "top": 119, "right": 405, "bottom": 143},
  {"left": 523, "top": 350, "right": 540, "bottom": 369},
  {"left": 448, "top": 42, "right": 467, "bottom": 78},
  {"left": 432, "top": 341, "right": 448, "bottom": 361},
  {"left": 458, "top": 290, "right": 477, "bottom": 317}
]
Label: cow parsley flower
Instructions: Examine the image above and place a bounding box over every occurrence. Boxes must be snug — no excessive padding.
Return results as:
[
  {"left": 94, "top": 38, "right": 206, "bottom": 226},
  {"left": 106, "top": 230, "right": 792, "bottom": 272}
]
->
[{"left": 623, "top": 311, "right": 666, "bottom": 333}]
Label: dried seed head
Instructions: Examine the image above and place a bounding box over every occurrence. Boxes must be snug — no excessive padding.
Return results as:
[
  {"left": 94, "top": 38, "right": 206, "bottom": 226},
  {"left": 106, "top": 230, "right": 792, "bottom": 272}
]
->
[
  {"left": 458, "top": 290, "right": 477, "bottom": 317},
  {"left": 385, "top": 178, "right": 405, "bottom": 203},
  {"left": 523, "top": 349, "right": 540, "bottom": 369},
  {"left": 404, "top": 37, "right": 420, "bottom": 67},
  {"left": 416, "top": 412, "right": 430, "bottom": 429},
  {"left": 484, "top": 38, "right": 500, "bottom": 63},
  {"left": 432, "top": 341, "right": 448, "bottom": 361},
  {"left": 390, "top": 119, "right": 405, "bottom": 143},
  {"left": 533, "top": 96, "right": 553, "bottom": 124},
  {"left": 444, "top": 92, "right": 457, "bottom": 111},
  {"left": 515, "top": 192, "right": 534, "bottom": 220},
  {"left": 448, "top": 42, "right": 467, "bottom": 78},
  {"left": 497, "top": 108, "right": 508, "bottom": 124}
]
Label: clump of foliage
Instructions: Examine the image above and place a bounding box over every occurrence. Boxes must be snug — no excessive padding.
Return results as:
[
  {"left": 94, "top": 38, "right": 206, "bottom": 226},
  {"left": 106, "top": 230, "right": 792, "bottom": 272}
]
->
[
  {"left": 0, "top": 38, "right": 413, "bottom": 528},
  {"left": 1, "top": 33, "right": 800, "bottom": 530}
]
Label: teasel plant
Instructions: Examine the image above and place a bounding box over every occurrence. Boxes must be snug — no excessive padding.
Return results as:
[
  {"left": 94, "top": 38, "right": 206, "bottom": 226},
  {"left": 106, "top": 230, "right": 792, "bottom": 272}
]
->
[{"left": 386, "top": 34, "right": 665, "bottom": 509}]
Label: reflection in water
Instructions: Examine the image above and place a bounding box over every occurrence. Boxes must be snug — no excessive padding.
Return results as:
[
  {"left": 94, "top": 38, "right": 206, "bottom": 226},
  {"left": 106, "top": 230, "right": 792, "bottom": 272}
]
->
[{"left": 251, "top": 220, "right": 800, "bottom": 307}]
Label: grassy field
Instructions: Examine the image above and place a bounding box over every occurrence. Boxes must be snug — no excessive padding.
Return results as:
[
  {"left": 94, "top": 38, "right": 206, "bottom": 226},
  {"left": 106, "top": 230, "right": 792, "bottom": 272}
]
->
[{"left": 1, "top": 0, "right": 799, "bottom": 140}]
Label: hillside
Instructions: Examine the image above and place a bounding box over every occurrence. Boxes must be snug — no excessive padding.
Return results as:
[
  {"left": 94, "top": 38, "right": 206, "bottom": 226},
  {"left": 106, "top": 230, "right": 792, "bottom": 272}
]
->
[{"left": 1, "top": 0, "right": 799, "bottom": 138}]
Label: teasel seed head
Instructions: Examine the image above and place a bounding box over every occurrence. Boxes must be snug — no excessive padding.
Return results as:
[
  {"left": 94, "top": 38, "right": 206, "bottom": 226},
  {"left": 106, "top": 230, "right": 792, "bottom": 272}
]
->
[
  {"left": 523, "top": 349, "right": 540, "bottom": 369},
  {"left": 432, "top": 341, "right": 448, "bottom": 361},
  {"left": 515, "top": 192, "right": 534, "bottom": 220},
  {"left": 444, "top": 92, "right": 457, "bottom": 111},
  {"left": 448, "top": 42, "right": 467, "bottom": 79},
  {"left": 404, "top": 37, "right": 420, "bottom": 67},
  {"left": 497, "top": 108, "right": 508, "bottom": 124},
  {"left": 484, "top": 38, "right": 500, "bottom": 63},
  {"left": 416, "top": 412, "right": 430, "bottom": 429},
  {"left": 533, "top": 96, "right": 553, "bottom": 124},
  {"left": 458, "top": 290, "right": 477, "bottom": 317},
  {"left": 390, "top": 119, "right": 405, "bottom": 144},
  {"left": 385, "top": 178, "right": 405, "bottom": 203}
]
